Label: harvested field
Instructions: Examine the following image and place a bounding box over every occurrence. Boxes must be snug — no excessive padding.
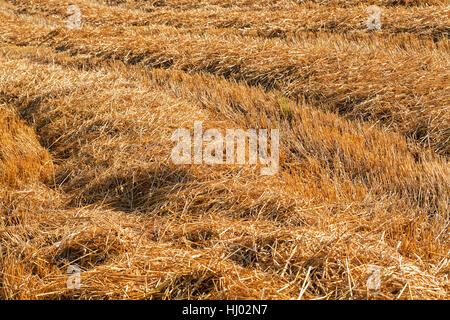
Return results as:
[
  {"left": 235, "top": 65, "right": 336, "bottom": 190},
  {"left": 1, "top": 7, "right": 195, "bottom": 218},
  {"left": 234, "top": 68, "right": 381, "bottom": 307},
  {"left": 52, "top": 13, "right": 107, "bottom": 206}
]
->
[{"left": 0, "top": 0, "right": 448, "bottom": 300}]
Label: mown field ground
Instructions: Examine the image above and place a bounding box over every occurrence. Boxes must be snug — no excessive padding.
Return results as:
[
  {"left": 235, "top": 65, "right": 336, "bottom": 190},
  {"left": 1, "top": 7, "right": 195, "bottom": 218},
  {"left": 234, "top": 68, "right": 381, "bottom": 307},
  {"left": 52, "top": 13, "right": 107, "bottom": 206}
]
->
[{"left": 0, "top": 0, "right": 448, "bottom": 299}]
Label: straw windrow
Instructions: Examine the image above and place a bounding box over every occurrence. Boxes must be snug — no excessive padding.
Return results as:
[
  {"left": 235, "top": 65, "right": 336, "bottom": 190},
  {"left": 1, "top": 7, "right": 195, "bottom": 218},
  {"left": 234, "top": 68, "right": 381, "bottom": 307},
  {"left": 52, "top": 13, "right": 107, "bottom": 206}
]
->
[{"left": 0, "top": 0, "right": 448, "bottom": 300}]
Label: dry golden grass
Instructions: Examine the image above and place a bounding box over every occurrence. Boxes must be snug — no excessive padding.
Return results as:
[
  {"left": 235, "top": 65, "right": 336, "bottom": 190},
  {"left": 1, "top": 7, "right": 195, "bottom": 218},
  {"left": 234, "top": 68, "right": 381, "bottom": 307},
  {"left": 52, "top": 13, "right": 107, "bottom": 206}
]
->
[
  {"left": 1, "top": 1, "right": 448, "bottom": 154},
  {"left": 0, "top": 106, "right": 53, "bottom": 188},
  {"left": 0, "top": 0, "right": 448, "bottom": 300}
]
